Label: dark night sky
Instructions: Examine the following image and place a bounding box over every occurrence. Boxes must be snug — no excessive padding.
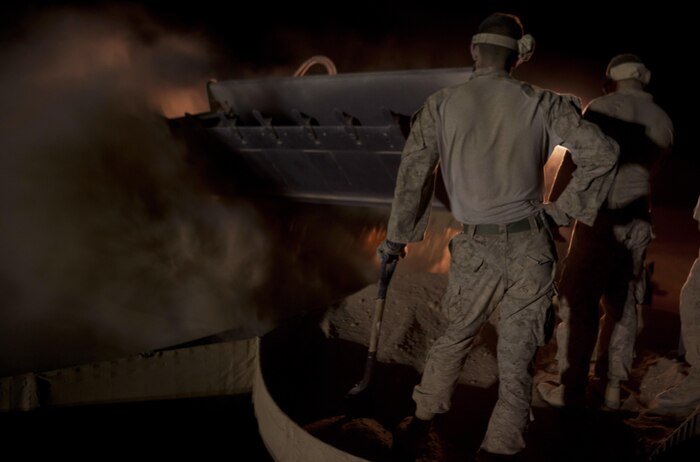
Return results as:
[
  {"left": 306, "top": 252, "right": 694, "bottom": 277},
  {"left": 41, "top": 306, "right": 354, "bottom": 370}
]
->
[{"left": 1, "top": 3, "right": 690, "bottom": 94}]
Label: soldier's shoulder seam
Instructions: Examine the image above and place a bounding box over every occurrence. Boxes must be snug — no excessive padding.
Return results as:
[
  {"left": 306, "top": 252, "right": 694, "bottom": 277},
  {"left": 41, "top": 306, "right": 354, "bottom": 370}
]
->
[
  {"left": 424, "top": 86, "right": 457, "bottom": 111},
  {"left": 517, "top": 81, "right": 538, "bottom": 96},
  {"left": 429, "top": 85, "right": 456, "bottom": 102},
  {"left": 517, "top": 82, "right": 570, "bottom": 108},
  {"left": 544, "top": 91, "right": 582, "bottom": 112}
]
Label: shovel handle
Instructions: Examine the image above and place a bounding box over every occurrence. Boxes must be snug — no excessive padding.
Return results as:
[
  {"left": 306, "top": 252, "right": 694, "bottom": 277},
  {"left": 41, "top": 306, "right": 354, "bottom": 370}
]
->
[
  {"left": 377, "top": 257, "right": 398, "bottom": 299},
  {"left": 346, "top": 258, "right": 398, "bottom": 397},
  {"left": 368, "top": 258, "right": 397, "bottom": 354}
]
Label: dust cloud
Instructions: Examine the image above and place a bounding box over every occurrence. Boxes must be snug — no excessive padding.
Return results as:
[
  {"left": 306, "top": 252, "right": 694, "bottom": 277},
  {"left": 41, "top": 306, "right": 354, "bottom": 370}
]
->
[{"left": 0, "top": 7, "right": 381, "bottom": 376}]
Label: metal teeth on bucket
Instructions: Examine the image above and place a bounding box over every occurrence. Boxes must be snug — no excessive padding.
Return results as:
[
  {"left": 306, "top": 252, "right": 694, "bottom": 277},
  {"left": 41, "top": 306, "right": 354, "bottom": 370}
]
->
[{"left": 195, "top": 68, "right": 471, "bottom": 206}]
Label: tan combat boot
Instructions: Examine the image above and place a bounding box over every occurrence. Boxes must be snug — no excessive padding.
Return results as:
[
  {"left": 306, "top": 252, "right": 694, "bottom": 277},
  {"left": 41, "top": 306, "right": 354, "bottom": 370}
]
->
[
  {"left": 537, "top": 382, "right": 566, "bottom": 407},
  {"left": 537, "top": 381, "right": 586, "bottom": 408}
]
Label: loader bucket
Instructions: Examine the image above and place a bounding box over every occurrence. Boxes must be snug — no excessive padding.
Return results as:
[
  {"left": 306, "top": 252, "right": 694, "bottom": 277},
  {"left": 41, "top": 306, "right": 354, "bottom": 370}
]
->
[{"left": 181, "top": 68, "right": 471, "bottom": 207}]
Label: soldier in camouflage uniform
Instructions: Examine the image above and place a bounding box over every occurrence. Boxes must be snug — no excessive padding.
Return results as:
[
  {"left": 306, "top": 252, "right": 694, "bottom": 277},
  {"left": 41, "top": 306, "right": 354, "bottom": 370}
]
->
[
  {"left": 538, "top": 55, "right": 674, "bottom": 411},
  {"left": 650, "top": 196, "right": 700, "bottom": 417},
  {"left": 378, "top": 13, "right": 618, "bottom": 459}
]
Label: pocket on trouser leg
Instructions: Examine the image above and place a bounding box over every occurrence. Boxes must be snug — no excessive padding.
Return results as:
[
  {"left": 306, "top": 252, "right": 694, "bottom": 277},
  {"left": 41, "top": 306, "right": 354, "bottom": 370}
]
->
[
  {"left": 517, "top": 253, "right": 555, "bottom": 299},
  {"left": 443, "top": 234, "right": 492, "bottom": 322},
  {"left": 454, "top": 255, "right": 484, "bottom": 274},
  {"left": 511, "top": 250, "right": 556, "bottom": 346},
  {"left": 441, "top": 255, "right": 485, "bottom": 323},
  {"left": 447, "top": 235, "right": 485, "bottom": 294},
  {"left": 448, "top": 234, "right": 484, "bottom": 273}
]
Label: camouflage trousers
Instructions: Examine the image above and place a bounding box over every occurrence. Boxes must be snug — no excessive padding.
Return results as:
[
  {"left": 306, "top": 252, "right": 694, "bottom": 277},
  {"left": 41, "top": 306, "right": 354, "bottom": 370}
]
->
[
  {"left": 413, "top": 215, "right": 556, "bottom": 455},
  {"left": 681, "top": 253, "right": 700, "bottom": 369},
  {"left": 555, "top": 215, "right": 652, "bottom": 392}
]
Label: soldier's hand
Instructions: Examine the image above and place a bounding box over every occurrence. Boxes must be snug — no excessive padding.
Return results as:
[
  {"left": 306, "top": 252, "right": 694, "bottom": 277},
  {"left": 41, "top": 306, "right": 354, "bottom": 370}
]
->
[
  {"left": 377, "top": 239, "right": 407, "bottom": 264},
  {"left": 542, "top": 202, "right": 572, "bottom": 227}
]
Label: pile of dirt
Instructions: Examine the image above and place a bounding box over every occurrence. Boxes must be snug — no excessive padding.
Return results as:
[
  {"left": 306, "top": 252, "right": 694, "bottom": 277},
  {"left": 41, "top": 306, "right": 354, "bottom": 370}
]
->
[
  {"left": 297, "top": 272, "right": 503, "bottom": 462},
  {"left": 256, "top": 269, "right": 697, "bottom": 461}
]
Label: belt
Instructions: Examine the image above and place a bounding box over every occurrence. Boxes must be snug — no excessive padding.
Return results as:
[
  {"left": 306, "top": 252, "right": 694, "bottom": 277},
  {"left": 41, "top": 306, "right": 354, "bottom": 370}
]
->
[{"left": 463, "top": 215, "right": 544, "bottom": 235}]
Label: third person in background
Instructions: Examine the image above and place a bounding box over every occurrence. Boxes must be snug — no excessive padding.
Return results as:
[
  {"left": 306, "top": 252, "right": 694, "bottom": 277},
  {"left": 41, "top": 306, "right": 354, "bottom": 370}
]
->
[
  {"left": 649, "top": 196, "right": 700, "bottom": 417},
  {"left": 539, "top": 54, "right": 674, "bottom": 410}
]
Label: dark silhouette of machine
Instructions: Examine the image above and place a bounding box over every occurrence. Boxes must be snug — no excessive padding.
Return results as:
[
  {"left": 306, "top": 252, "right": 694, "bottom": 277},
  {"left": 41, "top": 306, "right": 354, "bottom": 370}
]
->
[{"left": 174, "top": 56, "right": 470, "bottom": 208}]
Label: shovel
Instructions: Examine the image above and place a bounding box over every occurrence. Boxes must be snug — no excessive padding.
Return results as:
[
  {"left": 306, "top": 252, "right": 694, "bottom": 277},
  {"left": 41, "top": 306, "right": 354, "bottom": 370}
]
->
[{"left": 345, "top": 256, "right": 398, "bottom": 412}]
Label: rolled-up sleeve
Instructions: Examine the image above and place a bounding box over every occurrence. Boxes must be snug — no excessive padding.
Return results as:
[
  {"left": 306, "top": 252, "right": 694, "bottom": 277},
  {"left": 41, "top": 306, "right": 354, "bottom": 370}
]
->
[
  {"left": 546, "top": 94, "right": 619, "bottom": 226},
  {"left": 386, "top": 102, "right": 441, "bottom": 243}
]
